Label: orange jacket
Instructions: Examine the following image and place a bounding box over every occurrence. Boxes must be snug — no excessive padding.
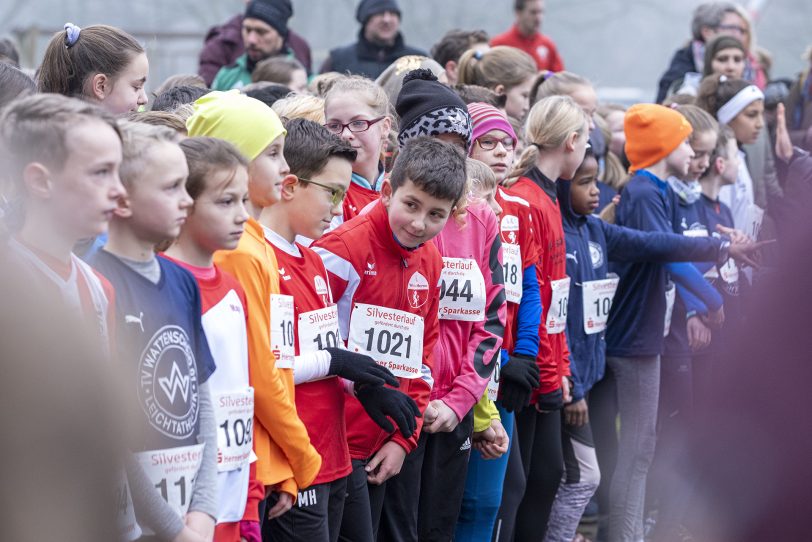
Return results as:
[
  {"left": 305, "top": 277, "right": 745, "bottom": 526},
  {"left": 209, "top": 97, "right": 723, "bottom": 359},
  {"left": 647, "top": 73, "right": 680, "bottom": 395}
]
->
[{"left": 214, "top": 217, "right": 321, "bottom": 495}]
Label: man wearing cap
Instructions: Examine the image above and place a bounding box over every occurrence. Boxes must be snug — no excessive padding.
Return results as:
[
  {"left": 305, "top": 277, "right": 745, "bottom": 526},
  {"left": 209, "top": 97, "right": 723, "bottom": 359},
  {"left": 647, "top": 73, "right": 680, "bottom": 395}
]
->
[
  {"left": 211, "top": 0, "right": 303, "bottom": 90},
  {"left": 319, "top": 0, "right": 426, "bottom": 79}
]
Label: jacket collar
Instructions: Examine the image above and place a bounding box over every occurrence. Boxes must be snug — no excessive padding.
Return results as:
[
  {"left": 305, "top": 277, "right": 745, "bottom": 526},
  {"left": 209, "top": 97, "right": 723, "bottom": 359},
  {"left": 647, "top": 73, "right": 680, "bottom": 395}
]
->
[
  {"left": 367, "top": 200, "right": 421, "bottom": 264},
  {"left": 524, "top": 165, "right": 558, "bottom": 202},
  {"left": 355, "top": 28, "right": 407, "bottom": 61}
]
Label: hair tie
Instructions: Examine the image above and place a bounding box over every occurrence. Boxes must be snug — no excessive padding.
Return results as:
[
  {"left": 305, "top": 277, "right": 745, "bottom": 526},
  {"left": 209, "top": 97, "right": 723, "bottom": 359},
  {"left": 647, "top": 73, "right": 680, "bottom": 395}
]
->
[
  {"left": 669, "top": 102, "right": 680, "bottom": 110},
  {"left": 474, "top": 50, "right": 484, "bottom": 60},
  {"left": 64, "top": 23, "right": 81, "bottom": 48}
]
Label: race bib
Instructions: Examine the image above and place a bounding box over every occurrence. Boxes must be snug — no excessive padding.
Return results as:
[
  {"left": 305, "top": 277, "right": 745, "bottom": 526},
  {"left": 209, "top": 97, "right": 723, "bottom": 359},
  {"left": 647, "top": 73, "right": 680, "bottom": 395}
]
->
[
  {"left": 214, "top": 388, "right": 254, "bottom": 473},
  {"left": 438, "top": 257, "right": 486, "bottom": 321},
  {"left": 487, "top": 352, "right": 501, "bottom": 402},
  {"left": 582, "top": 275, "right": 619, "bottom": 335},
  {"left": 348, "top": 303, "right": 424, "bottom": 379},
  {"left": 503, "top": 243, "right": 523, "bottom": 303},
  {"left": 270, "top": 294, "right": 295, "bottom": 369},
  {"left": 134, "top": 443, "right": 205, "bottom": 535},
  {"left": 298, "top": 305, "right": 343, "bottom": 353},
  {"left": 546, "top": 277, "right": 571, "bottom": 334},
  {"left": 746, "top": 204, "right": 765, "bottom": 239},
  {"left": 719, "top": 258, "right": 739, "bottom": 284},
  {"left": 663, "top": 282, "right": 676, "bottom": 337}
]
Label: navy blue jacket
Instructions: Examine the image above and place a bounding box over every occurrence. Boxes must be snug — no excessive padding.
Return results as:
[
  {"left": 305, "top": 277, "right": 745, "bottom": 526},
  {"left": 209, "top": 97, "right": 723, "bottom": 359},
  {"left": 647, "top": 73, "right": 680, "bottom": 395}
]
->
[
  {"left": 663, "top": 188, "right": 724, "bottom": 358},
  {"left": 657, "top": 43, "right": 696, "bottom": 104},
  {"left": 605, "top": 171, "right": 726, "bottom": 358},
  {"left": 558, "top": 179, "right": 728, "bottom": 399}
]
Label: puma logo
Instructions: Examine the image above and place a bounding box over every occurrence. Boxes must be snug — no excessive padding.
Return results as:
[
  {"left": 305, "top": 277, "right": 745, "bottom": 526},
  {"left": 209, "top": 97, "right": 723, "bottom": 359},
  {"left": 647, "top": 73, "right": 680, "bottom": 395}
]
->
[{"left": 125, "top": 312, "right": 144, "bottom": 332}]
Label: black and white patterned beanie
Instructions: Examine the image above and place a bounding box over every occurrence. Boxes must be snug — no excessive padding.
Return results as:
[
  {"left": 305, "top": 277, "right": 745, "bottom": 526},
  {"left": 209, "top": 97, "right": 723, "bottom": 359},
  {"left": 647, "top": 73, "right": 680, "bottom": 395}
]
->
[{"left": 396, "top": 69, "right": 472, "bottom": 150}]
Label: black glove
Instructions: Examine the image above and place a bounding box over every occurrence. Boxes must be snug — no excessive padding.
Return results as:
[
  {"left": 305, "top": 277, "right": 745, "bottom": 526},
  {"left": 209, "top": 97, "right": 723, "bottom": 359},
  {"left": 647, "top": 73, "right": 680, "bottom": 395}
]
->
[
  {"left": 535, "top": 388, "right": 564, "bottom": 412},
  {"left": 326, "top": 348, "right": 399, "bottom": 388},
  {"left": 356, "top": 385, "right": 422, "bottom": 438},
  {"left": 498, "top": 354, "right": 540, "bottom": 413}
]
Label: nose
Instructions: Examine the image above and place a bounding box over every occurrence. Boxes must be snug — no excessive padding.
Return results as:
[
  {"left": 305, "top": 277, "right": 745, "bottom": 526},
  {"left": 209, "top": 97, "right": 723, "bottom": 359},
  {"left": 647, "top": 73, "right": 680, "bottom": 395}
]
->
[
  {"left": 494, "top": 141, "right": 508, "bottom": 156},
  {"left": 137, "top": 87, "right": 148, "bottom": 106},
  {"left": 410, "top": 215, "right": 426, "bottom": 234},
  {"left": 331, "top": 200, "right": 343, "bottom": 216},
  {"left": 236, "top": 202, "right": 250, "bottom": 224},
  {"left": 110, "top": 172, "right": 127, "bottom": 200},
  {"left": 180, "top": 187, "right": 194, "bottom": 209}
]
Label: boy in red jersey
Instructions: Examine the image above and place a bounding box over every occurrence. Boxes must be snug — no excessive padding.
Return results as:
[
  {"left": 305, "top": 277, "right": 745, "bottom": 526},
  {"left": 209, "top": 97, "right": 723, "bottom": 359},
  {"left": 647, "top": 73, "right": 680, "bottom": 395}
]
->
[
  {"left": 260, "top": 118, "right": 413, "bottom": 542},
  {"left": 314, "top": 136, "right": 467, "bottom": 542}
]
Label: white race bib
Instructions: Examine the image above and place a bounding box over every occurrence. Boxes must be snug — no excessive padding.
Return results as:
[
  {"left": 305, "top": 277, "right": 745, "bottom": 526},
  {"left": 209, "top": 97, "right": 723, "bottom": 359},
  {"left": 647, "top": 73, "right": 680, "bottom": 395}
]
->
[
  {"left": 298, "top": 305, "right": 343, "bottom": 353},
  {"left": 487, "top": 352, "right": 501, "bottom": 402},
  {"left": 214, "top": 388, "right": 254, "bottom": 473},
  {"left": 582, "top": 275, "right": 619, "bottom": 335},
  {"left": 503, "top": 243, "right": 523, "bottom": 304},
  {"left": 134, "top": 443, "right": 205, "bottom": 535},
  {"left": 270, "top": 294, "right": 295, "bottom": 369},
  {"left": 746, "top": 204, "right": 765, "bottom": 239},
  {"left": 546, "top": 277, "right": 571, "bottom": 334},
  {"left": 348, "top": 303, "right": 424, "bottom": 379},
  {"left": 438, "top": 257, "right": 486, "bottom": 321},
  {"left": 663, "top": 282, "right": 676, "bottom": 337}
]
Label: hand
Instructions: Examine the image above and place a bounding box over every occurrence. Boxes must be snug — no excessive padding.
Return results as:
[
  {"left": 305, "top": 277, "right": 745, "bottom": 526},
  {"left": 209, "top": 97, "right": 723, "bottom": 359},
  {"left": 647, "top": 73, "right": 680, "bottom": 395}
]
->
[
  {"left": 498, "top": 354, "right": 540, "bottom": 412},
  {"left": 366, "top": 441, "right": 407, "bottom": 485},
  {"left": 423, "top": 402, "right": 439, "bottom": 426},
  {"left": 423, "top": 399, "right": 459, "bottom": 433},
  {"left": 326, "top": 348, "right": 399, "bottom": 388},
  {"left": 687, "top": 316, "right": 712, "bottom": 351},
  {"left": 703, "top": 305, "right": 725, "bottom": 329},
  {"left": 564, "top": 398, "right": 589, "bottom": 427},
  {"left": 172, "top": 527, "right": 206, "bottom": 542},
  {"left": 715, "top": 224, "right": 751, "bottom": 244},
  {"left": 475, "top": 419, "right": 509, "bottom": 459},
  {"left": 612, "top": 194, "right": 621, "bottom": 206},
  {"left": 472, "top": 425, "right": 496, "bottom": 445},
  {"left": 775, "top": 102, "right": 794, "bottom": 162},
  {"left": 728, "top": 239, "right": 776, "bottom": 268},
  {"left": 562, "top": 376, "right": 572, "bottom": 404},
  {"left": 356, "top": 385, "right": 421, "bottom": 438},
  {"left": 266, "top": 491, "right": 293, "bottom": 520},
  {"left": 184, "top": 511, "right": 215, "bottom": 541}
]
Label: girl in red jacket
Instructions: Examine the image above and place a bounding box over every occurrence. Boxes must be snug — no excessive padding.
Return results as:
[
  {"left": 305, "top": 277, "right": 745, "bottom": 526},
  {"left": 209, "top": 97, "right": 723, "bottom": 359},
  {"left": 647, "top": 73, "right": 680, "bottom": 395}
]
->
[{"left": 503, "top": 95, "right": 590, "bottom": 541}]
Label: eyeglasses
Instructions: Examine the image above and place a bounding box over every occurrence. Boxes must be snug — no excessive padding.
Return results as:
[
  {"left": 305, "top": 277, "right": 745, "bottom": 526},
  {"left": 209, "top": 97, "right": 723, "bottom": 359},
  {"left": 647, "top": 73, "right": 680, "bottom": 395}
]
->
[
  {"left": 476, "top": 137, "right": 515, "bottom": 151},
  {"left": 324, "top": 116, "right": 385, "bottom": 135},
  {"left": 297, "top": 177, "right": 346, "bottom": 207},
  {"left": 716, "top": 24, "right": 747, "bottom": 35}
]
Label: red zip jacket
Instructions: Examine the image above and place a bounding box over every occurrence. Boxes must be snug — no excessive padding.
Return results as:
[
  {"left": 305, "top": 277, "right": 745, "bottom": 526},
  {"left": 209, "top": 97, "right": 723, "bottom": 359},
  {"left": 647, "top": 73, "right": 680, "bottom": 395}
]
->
[
  {"left": 430, "top": 203, "right": 506, "bottom": 421},
  {"left": 313, "top": 202, "right": 441, "bottom": 457},
  {"left": 495, "top": 187, "right": 540, "bottom": 354},
  {"left": 509, "top": 168, "right": 570, "bottom": 405}
]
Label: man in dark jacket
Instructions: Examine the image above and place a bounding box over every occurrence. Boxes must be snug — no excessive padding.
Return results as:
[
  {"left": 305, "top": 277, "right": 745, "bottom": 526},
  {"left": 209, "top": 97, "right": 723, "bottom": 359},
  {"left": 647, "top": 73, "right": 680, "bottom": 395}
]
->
[
  {"left": 198, "top": 0, "right": 312, "bottom": 87},
  {"left": 320, "top": 0, "right": 426, "bottom": 79},
  {"left": 655, "top": 1, "right": 746, "bottom": 103}
]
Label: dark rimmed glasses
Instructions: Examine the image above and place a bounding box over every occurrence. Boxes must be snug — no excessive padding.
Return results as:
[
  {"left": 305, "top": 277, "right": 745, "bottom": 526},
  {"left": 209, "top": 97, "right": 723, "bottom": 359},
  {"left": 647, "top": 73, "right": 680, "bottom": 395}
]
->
[
  {"left": 476, "top": 136, "right": 516, "bottom": 151},
  {"left": 324, "top": 116, "right": 385, "bottom": 135}
]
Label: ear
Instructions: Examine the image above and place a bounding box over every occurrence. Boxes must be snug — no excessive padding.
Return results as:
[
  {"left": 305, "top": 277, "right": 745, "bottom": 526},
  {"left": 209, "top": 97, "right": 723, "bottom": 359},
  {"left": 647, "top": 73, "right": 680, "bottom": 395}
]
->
[
  {"left": 22, "top": 162, "right": 53, "bottom": 199},
  {"left": 493, "top": 84, "right": 506, "bottom": 96},
  {"left": 113, "top": 191, "right": 133, "bottom": 219},
  {"left": 90, "top": 73, "right": 110, "bottom": 101},
  {"left": 380, "top": 178, "right": 393, "bottom": 206},
  {"left": 565, "top": 131, "right": 579, "bottom": 153},
  {"left": 714, "top": 155, "right": 726, "bottom": 176},
  {"left": 380, "top": 116, "right": 392, "bottom": 141},
  {"left": 280, "top": 174, "right": 299, "bottom": 201},
  {"left": 445, "top": 60, "right": 458, "bottom": 81}
]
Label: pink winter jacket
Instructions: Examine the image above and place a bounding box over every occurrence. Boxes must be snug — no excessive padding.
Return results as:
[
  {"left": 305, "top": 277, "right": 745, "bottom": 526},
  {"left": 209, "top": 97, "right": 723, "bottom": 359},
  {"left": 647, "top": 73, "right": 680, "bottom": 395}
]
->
[{"left": 430, "top": 203, "right": 506, "bottom": 421}]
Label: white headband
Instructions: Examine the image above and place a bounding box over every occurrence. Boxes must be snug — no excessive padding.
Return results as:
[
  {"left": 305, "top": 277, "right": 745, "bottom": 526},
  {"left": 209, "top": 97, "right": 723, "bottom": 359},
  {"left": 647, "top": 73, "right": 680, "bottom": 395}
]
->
[{"left": 716, "top": 85, "right": 764, "bottom": 125}]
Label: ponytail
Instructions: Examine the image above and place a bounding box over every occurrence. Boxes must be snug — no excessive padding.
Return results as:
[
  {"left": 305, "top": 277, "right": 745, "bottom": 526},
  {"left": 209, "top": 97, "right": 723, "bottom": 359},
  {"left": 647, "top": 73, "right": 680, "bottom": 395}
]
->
[
  {"left": 696, "top": 74, "right": 750, "bottom": 119},
  {"left": 39, "top": 24, "right": 143, "bottom": 98},
  {"left": 457, "top": 46, "right": 536, "bottom": 91}
]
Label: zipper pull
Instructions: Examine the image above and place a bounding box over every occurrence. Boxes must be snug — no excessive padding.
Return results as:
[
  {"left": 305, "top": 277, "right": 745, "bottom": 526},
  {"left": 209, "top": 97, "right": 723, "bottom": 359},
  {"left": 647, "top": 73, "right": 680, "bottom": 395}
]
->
[{"left": 402, "top": 257, "right": 408, "bottom": 268}]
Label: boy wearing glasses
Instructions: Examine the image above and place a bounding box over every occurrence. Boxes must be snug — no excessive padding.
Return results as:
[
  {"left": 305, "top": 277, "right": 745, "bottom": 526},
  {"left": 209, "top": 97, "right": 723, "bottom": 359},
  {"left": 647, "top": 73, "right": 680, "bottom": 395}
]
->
[{"left": 261, "top": 119, "right": 421, "bottom": 541}]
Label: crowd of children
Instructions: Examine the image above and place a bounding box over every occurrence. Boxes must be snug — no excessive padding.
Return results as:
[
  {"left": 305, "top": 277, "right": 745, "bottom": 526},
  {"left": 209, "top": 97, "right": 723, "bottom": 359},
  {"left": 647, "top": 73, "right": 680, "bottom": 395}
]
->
[{"left": 0, "top": 3, "right": 806, "bottom": 541}]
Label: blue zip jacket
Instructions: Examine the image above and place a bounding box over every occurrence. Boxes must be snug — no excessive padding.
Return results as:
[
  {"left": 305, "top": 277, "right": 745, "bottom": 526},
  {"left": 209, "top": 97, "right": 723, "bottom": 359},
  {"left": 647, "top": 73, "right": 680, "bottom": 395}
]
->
[
  {"left": 558, "top": 179, "right": 729, "bottom": 399},
  {"left": 605, "top": 170, "right": 727, "bottom": 358}
]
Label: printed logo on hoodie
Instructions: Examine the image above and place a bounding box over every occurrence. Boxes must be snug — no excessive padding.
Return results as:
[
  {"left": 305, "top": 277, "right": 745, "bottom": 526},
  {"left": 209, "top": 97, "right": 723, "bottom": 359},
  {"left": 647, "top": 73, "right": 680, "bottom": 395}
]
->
[{"left": 407, "top": 271, "right": 429, "bottom": 309}]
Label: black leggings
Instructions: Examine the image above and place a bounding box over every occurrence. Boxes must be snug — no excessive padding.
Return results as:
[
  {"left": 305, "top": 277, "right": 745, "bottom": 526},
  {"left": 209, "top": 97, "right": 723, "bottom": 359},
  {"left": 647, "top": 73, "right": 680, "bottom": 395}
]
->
[{"left": 513, "top": 407, "right": 564, "bottom": 541}]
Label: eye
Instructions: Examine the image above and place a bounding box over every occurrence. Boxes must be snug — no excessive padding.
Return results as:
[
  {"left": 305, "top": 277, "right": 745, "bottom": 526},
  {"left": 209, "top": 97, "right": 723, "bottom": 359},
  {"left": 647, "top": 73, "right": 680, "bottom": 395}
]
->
[
  {"left": 325, "top": 122, "right": 341, "bottom": 132},
  {"left": 350, "top": 120, "right": 367, "bottom": 130}
]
